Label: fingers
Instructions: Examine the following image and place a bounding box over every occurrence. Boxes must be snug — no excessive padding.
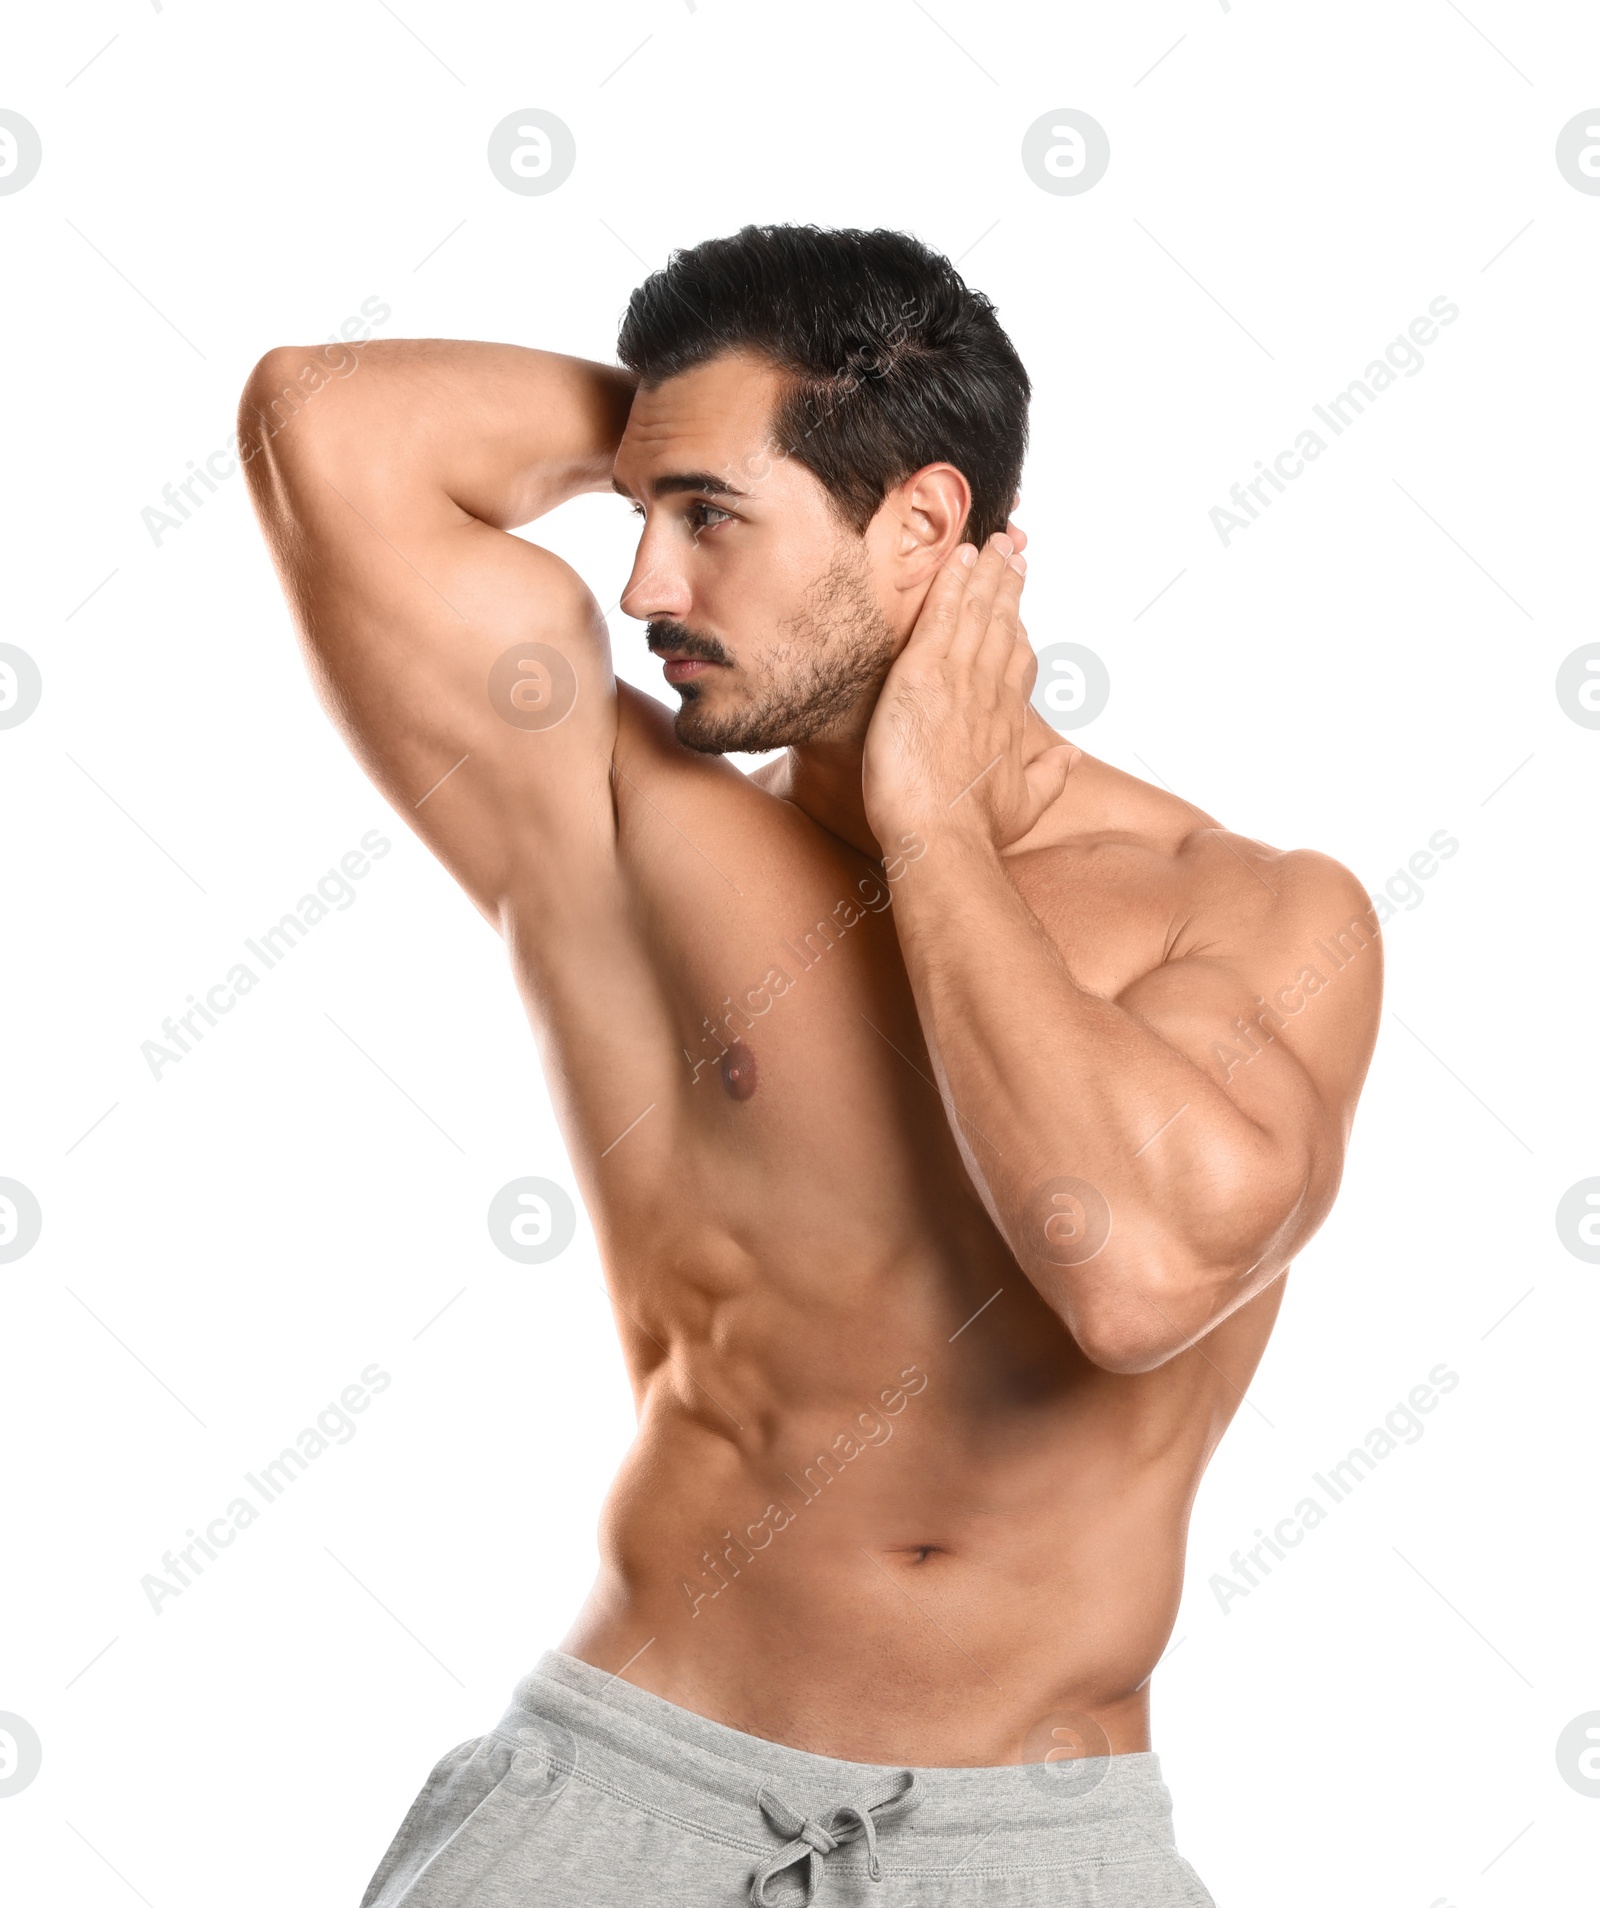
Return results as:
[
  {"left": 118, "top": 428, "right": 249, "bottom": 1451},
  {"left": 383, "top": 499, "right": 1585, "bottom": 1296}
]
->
[
  {"left": 911, "top": 539, "right": 983, "bottom": 658},
  {"left": 948, "top": 532, "right": 1025, "bottom": 661},
  {"left": 910, "top": 530, "right": 1026, "bottom": 667},
  {"left": 979, "top": 559, "right": 1026, "bottom": 676}
]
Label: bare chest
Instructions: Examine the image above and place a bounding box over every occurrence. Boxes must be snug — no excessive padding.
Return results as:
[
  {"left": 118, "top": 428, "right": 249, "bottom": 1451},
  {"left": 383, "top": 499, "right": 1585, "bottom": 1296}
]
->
[{"left": 584, "top": 774, "right": 1182, "bottom": 1182}]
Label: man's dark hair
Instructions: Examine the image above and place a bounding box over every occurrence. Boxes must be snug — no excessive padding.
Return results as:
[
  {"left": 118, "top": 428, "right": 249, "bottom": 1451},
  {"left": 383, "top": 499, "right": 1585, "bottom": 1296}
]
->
[{"left": 616, "top": 224, "right": 1030, "bottom": 545}]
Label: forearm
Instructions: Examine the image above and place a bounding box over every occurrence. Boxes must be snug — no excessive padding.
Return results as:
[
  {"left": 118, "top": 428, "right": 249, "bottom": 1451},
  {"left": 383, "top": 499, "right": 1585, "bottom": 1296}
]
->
[
  {"left": 239, "top": 338, "right": 637, "bottom": 530},
  {"left": 889, "top": 833, "right": 1307, "bottom": 1367}
]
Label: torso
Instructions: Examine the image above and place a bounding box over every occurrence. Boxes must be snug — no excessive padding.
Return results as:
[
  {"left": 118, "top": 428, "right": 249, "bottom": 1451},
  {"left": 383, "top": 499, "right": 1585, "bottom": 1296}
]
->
[{"left": 511, "top": 684, "right": 1284, "bottom": 1765}]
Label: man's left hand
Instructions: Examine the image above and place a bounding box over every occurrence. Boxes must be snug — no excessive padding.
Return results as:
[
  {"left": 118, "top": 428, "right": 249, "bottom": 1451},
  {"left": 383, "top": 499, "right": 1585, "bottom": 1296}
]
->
[{"left": 863, "top": 526, "right": 1078, "bottom": 853}]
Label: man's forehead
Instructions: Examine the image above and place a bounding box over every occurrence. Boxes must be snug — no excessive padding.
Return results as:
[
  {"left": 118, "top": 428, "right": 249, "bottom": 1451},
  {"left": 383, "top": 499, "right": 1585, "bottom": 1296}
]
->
[{"left": 613, "top": 350, "right": 788, "bottom": 495}]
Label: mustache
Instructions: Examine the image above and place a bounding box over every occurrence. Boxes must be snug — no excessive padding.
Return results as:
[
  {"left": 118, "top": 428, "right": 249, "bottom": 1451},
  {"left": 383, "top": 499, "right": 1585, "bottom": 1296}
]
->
[{"left": 646, "top": 621, "right": 733, "bottom": 667}]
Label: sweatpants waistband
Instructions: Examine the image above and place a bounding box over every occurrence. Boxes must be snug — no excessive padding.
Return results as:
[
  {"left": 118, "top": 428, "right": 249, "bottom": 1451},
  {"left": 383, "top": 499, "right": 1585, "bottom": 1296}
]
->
[{"left": 491, "top": 1650, "right": 1180, "bottom": 1867}]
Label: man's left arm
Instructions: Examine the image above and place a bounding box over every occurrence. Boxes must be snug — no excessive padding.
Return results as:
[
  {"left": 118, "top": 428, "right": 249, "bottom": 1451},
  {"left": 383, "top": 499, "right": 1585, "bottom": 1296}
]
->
[{"left": 865, "top": 535, "right": 1384, "bottom": 1373}]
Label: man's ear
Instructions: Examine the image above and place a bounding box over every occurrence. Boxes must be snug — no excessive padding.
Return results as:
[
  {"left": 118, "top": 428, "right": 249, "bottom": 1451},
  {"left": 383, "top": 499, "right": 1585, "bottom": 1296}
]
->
[{"left": 880, "top": 463, "right": 972, "bottom": 585}]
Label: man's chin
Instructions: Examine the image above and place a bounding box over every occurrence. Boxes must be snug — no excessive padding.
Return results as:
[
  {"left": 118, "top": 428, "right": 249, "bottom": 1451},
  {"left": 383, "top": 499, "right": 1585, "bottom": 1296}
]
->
[
  {"left": 672, "top": 704, "right": 783, "bottom": 755},
  {"left": 669, "top": 673, "right": 880, "bottom": 755}
]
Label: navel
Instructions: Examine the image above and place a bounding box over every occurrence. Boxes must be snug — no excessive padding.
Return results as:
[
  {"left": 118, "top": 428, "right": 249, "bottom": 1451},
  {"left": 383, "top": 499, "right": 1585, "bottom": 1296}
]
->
[
  {"left": 884, "top": 1543, "right": 949, "bottom": 1566},
  {"left": 719, "top": 1041, "right": 758, "bottom": 1102}
]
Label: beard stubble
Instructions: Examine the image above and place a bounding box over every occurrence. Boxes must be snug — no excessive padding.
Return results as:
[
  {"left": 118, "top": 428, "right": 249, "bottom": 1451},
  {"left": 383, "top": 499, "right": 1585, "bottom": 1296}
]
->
[{"left": 653, "top": 543, "right": 898, "bottom": 755}]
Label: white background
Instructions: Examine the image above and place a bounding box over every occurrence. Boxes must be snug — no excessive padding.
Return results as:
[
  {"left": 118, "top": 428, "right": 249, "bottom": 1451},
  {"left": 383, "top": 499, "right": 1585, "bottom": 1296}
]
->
[{"left": 3, "top": 3, "right": 1597, "bottom": 1903}]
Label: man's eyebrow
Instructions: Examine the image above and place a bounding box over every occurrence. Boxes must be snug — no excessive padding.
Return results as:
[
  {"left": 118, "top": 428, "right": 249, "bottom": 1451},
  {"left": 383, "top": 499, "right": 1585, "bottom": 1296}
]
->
[{"left": 610, "top": 472, "right": 753, "bottom": 503}]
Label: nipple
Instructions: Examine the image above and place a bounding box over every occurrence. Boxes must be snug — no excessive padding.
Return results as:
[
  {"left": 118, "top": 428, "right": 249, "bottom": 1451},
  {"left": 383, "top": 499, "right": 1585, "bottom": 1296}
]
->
[{"left": 720, "top": 1042, "right": 758, "bottom": 1102}]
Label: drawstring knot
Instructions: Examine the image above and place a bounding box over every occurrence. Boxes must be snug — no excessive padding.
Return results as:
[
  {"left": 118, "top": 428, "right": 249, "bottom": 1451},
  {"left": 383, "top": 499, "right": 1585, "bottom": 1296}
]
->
[{"left": 749, "top": 1771, "right": 921, "bottom": 1905}]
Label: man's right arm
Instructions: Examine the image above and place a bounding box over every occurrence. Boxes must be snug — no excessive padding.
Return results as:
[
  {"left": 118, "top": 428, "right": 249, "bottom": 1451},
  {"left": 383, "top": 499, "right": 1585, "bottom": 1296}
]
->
[{"left": 239, "top": 340, "right": 638, "bottom": 925}]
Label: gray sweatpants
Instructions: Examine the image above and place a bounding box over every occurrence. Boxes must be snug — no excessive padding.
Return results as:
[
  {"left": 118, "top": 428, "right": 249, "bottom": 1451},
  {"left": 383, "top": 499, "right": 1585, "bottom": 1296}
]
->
[{"left": 361, "top": 1650, "right": 1217, "bottom": 1907}]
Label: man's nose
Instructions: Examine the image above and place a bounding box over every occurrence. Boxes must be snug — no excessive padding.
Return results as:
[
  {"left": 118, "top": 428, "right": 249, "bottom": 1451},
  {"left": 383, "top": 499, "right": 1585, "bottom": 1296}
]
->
[{"left": 619, "top": 533, "right": 691, "bottom": 624}]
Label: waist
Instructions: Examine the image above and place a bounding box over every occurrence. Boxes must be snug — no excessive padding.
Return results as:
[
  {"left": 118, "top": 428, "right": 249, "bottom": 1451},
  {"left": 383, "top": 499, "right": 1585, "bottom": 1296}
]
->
[
  {"left": 495, "top": 1648, "right": 1182, "bottom": 1860},
  {"left": 575, "top": 1428, "right": 1190, "bottom": 1761}
]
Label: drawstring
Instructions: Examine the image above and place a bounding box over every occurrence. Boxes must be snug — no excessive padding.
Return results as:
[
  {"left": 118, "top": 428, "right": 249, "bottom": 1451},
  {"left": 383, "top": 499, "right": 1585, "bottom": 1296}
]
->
[{"left": 749, "top": 1771, "right": 922, "bottom": 1905}]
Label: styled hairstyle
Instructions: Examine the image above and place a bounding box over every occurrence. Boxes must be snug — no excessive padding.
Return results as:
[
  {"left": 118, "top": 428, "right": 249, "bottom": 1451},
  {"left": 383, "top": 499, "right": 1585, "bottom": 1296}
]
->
[{"left": 615, "top": 224, "right": 1030, "bottom": 545}]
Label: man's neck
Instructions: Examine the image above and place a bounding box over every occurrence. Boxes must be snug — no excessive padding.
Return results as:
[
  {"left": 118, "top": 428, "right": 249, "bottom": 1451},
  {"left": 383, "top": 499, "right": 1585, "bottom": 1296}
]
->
[
  {"left": 767, "top": 736, "right": 881, "bottom": 863},
  {"left": 762, "top": 707, "right": 1071, "bottom": 863}
]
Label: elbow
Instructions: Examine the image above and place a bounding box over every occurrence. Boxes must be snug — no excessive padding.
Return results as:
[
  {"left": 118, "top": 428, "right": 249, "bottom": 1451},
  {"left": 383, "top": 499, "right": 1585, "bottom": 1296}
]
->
[
  {"left": 239, "top": 345, "right": 301, "bottom": 425},
  {"left": 1015, "top": 1161, "right": 1311, "bottom": 1375},
  {"left": 1067, "top": 1310, "right": 1185, "bottom": 1377},
  {"left": 238, "top": 342, "right": 364, "bottom": 470},
  {"left": 1050, "top": 1249, "right": 1243, "bottom": 1376},
  {"left": 241, "top": 345, "right": 297, "bottom": 399}
]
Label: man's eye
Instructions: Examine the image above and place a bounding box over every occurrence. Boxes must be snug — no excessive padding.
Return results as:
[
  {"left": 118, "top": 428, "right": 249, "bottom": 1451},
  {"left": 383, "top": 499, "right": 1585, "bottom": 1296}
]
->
[{"left": 626, "top": 500, "right": 733, "bottom": 531}]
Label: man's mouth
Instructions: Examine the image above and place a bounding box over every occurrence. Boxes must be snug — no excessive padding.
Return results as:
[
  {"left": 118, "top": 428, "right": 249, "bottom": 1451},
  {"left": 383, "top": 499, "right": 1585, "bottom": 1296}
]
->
[
  {"left": 659, "top": 655, "right": 715, "bottom": 685},
  {"left": 647, "top": 623, "right": 732, "bottom": 689}
]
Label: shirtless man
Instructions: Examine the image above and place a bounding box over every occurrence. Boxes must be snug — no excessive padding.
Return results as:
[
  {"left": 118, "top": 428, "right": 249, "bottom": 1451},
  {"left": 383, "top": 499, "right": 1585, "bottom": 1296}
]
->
[{"left": 241, "top": 224, "right": 1382, "bottom": 1907}]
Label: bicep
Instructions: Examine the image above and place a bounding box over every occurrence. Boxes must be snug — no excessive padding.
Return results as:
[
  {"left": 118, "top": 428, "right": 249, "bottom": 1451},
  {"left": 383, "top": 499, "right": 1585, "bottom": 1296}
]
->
[
  {"left": 1116, "top": 853, "right": 1384, "bottom": 1249},
  {"left": 246, "top": 414, "right": 618, "bottom": 922}
]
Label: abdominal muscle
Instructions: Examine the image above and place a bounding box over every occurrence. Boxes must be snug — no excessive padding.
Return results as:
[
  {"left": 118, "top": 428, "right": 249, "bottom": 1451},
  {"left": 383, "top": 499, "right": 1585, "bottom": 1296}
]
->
[{"left": 558, "top": 1255, "right": 1230, "bottom": 1767}]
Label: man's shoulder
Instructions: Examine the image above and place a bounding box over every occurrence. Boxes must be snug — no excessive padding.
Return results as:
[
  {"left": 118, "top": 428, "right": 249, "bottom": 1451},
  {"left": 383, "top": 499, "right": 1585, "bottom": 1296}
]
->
[
  {"left": 612, "top": 684, "right": 790, "bottom": 811},
  {"left": 1025, "top": 750, "right": 1378, "bottom": 968},
  {"left": 1072, "top": 765, "right": 1384, "bottom": 1115},
  {"left": 1169, "top": 824, "right": 1377, "bottom": 966},
  {"left": 608, "top": 687, "right": 839, "bottom": 879}
]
